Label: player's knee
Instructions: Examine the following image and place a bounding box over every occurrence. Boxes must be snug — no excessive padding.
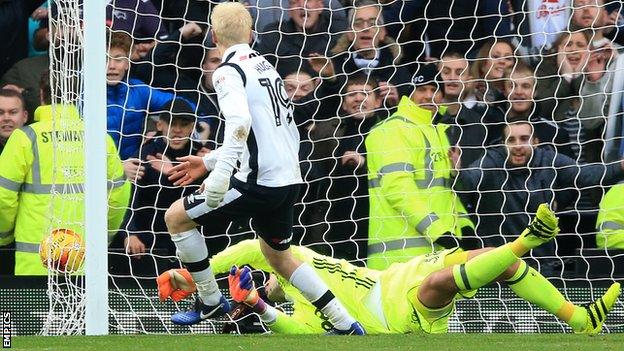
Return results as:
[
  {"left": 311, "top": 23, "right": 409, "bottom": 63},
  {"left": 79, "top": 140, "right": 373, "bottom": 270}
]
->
[
  {"left": 418, "top": 270, "right": 457, "bottom": 309},
  {"left": 501, "top": 260, "right": 522, "bottom": 280},
  {"left": 423, "top": 270, "right": 458, "bottom": 295},
  {"left": 165, "top": 200, "right": 194, "bottom": 234}
]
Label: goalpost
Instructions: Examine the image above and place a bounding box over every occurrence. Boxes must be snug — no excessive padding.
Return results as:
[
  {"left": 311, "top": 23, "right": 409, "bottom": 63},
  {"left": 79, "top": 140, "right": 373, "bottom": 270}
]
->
[
  {"left": 82, "top": 0, "right": 109, "bottom": 336},
  {"left": 37, "top": 0, "right": 624, "bottom": 335}
]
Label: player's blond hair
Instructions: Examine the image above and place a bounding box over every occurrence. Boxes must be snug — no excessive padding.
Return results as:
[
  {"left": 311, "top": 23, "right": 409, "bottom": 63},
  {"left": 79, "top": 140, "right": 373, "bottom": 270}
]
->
[{"left": 210, "top": 2, "right": 253, "bottom": 47}]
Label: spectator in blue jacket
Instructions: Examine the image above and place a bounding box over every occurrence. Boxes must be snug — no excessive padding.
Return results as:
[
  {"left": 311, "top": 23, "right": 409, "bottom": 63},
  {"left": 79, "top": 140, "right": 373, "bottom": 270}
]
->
[{"left": 106, "top": 31, "right": 177, "bottom": 181}]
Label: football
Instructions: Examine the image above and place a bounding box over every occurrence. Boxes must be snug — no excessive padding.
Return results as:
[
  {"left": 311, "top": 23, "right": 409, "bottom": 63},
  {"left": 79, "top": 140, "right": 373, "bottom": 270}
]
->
[{"left": 39, "top": 228, "right": 85, "bottom": 273}]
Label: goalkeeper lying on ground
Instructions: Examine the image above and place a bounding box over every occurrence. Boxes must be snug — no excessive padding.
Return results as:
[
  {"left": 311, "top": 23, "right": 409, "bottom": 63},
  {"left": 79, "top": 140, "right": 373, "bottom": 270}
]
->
[{"left": 158, "top": 204, "right": 620, "bottom": 334}]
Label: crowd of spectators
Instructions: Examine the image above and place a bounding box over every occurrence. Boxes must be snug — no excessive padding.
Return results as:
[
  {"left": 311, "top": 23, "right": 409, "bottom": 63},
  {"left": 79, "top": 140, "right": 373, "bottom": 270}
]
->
[{"left": 2, "top": 0, "right": 624, "bottom": 277}]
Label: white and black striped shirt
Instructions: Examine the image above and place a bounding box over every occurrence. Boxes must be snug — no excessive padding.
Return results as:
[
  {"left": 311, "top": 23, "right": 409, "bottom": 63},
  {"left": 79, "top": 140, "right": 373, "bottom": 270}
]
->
[{"left": 211, "top": 43, "right": 302, "bottom": 187}]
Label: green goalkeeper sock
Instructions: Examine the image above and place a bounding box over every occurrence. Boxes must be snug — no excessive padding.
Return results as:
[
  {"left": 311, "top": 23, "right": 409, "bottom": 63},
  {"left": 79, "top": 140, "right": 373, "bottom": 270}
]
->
[
  {"left": 452, "top": 244, "right": 519, "bottom": 291},
  {"left": 506, "top": 260, "right": 587, "bottom": 331}
]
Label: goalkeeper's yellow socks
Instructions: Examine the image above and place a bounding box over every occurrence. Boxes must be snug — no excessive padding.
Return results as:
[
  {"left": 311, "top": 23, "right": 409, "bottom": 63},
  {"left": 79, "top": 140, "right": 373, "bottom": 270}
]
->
[
  {"left": 451, "top": 203, "right": 559, "bottom": 292},
  {"left": 506, "top": 261, "right": 621, "bottom": 334},
  {"left": 452, "top": 244, "right": 519, "bottom": 291},
  {"left": 505, "top": 260, "right": 586, "bottom": 331}
]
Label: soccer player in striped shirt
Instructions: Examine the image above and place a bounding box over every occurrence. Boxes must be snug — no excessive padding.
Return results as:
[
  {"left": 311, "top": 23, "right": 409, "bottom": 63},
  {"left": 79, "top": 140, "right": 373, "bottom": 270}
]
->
[{"left": 162, "top": 2, "right": 363, "bottom": 334}]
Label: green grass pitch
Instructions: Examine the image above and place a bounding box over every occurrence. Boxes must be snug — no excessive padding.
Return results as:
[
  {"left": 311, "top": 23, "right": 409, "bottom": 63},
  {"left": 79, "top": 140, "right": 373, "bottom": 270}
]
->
[{"left": 12, "top": 334, "right": 624, "bottom": 351}]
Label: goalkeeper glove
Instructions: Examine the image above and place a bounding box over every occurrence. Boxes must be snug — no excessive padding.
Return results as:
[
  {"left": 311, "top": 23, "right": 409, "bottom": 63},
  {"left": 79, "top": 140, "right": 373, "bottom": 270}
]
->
[
  {"left": 228, "top": 266, "right": 260, "bottom": 307},
  {"left": 202, "top": 166, "right": 230, "bottom": 208},
  {"left": 157, "top": 268, "right": 196, "bottom": 302}
]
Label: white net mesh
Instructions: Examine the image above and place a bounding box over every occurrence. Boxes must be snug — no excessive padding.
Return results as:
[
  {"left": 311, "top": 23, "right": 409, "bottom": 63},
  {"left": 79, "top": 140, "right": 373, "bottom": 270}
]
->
[
  {"left": 43, "top": 0, "right": 87, "bottom": 335},
  {"left": 40, "top": 0, "right": 624, "bottom": 335}
]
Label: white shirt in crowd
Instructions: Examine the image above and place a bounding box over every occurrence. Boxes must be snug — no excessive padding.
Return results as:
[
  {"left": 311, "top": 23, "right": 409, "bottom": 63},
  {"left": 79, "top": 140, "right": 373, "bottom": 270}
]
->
[{"left": 528, "top": 0, "right": 570, "bottom": 52}]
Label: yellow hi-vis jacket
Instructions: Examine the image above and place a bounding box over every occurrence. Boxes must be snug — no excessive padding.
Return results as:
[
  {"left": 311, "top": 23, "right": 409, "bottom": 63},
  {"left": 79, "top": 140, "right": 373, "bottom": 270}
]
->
[
  {"left": 0, "top": 104, "right": 130, "bottom": 275},
  {"left": 365, "top": 96, "right": 474, "bottom": 269},
  {"left": 596, "top": 182, "right": 624, "bottom": 249}
]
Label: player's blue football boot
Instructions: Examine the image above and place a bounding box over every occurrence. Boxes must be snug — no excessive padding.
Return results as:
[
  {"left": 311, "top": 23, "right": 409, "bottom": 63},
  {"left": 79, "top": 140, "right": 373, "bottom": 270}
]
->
[
  {"left": 171, "top": 295, "right": 231, "bottom": 325},
  {"left": 325, "top": 321, "right": 366, "bottom": 335}
]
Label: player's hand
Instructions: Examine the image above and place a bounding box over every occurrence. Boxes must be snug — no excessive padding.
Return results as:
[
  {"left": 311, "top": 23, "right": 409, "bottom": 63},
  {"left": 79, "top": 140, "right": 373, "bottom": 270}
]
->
[
  {"left": 147, "top": 153, "right": 174, "bottom": 176},
  {"left": 202, "top": 167, "right": 230, "bottom": 208},
  {"left": 228, "top": 266, "right": 260, "bottom": 306},
  {"left": 168, "top": 155, "right": 208, "bottom": 186},
  {"left": 123, "top": 158, "right": 145, "bottom": 183},
  {"left": 157, "top": 269, "right": 197, "bottom": 302}
]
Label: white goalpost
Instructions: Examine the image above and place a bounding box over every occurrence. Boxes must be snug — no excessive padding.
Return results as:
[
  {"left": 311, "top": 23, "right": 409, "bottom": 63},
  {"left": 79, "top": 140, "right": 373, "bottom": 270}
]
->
[{"left": 82, "top": 0, "right": 109, "bottom": 336}]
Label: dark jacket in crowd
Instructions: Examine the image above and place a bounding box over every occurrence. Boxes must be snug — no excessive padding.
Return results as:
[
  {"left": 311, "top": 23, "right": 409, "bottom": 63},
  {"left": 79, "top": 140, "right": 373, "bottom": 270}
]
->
[
  {"left": 255, "top": 10, "right": 346, "bottom": 72},
  {"left": 130, "top": 29, "right": 222, "bottom": 146},
  {"left": 435, "top": 106, "right": 493, "bottom": 168},
  {"left": 337, "top": 114, "right": 382, "bottom": 158},
  {"left": 124, "top": 137, "right": 203, "bottom": 253},
  {"left": 131, "top": 29, "right": 203, "bottom": 92},
  {"left": 0, "top": 54, "right": 49, "bottom": 120},
  {"left": 382, "top": 0, "right": 511, "bottom": 61},
  {"left": 535, "top": 58, "right": 582, "bottom": 122},
  {"left": 331, "top": 46, "right": 414, "bottom": 103},
  {"left": 106, "top": 0, "right": 168, "bottom": 40},
  {"left": 456, "top": 147, "right": 624, "bottom": 252},
  {"left": 327, "top": 112, "right": 384, "bottom": 262},
  {"left": 529, "top": 115, "right": 574, "bottom": 158},
  {"left": 0, "top": 0, "right": 46, "bottom": 77}
]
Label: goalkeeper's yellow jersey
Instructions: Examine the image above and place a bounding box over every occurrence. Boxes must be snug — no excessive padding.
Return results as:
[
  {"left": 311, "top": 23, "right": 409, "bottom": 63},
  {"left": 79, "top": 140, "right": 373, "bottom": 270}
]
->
[{"left": 209, "top": 239, "right": 453, "bottom": 334}]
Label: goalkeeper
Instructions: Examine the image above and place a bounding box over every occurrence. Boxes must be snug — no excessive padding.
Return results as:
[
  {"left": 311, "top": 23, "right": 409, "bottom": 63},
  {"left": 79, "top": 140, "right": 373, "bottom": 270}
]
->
[{"left": 159, "top": 204, "right": 620, "bottom": 334}]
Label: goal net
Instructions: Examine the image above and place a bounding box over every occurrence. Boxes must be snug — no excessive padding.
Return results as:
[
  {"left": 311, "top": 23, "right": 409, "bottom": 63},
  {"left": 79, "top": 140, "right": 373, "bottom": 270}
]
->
[
  {"left": 41, "top": 0, "right": 87, "bottom": 335},
  {"left": 40, "top": 0, "right": 624, "bottom": 335}
]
